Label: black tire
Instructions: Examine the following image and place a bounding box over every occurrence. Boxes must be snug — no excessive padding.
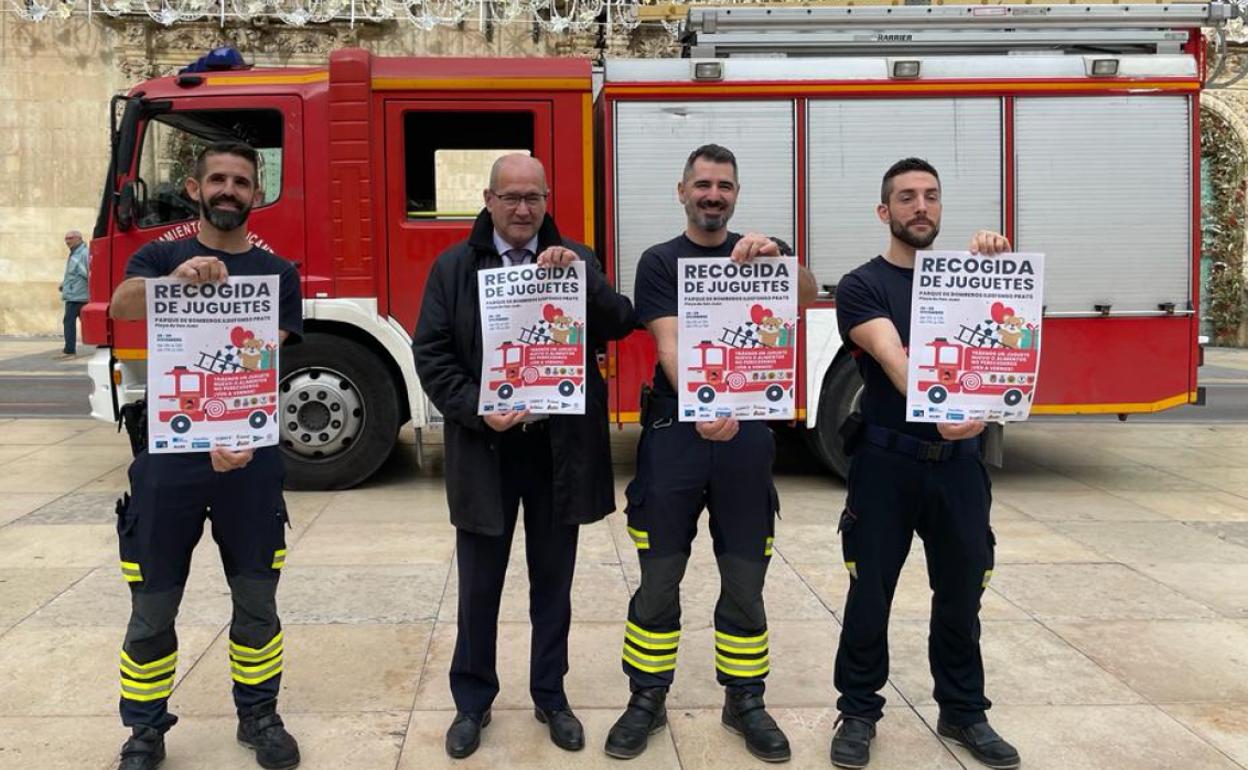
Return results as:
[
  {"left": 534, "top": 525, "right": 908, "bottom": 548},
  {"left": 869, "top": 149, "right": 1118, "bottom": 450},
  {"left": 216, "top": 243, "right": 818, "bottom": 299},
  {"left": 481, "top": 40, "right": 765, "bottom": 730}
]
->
[
  {"left": 170, "top": 414, "right": 192, "bottom": 434},
  {"left": 697, "top": 386, "right": 716, "bottom": 404},
  {"left": 248, "top": 410, "right": 268, "bottom": 429},
  {"left": 928, "top": 386, "right": 948, "bottom": 404},
  {"left": 1004, "top": 388, "right": 1023, "bottom": 407},
  {"left": 804, "top": 355, "right": 863, "bottom": 480},
  {"left": 558, "top": 380, "right": 575, "bottom": 397},
  {"left": 279, "top": 332, "right": 401, "bottom": 491},
  {"left": 497, "top": 383, "right": 514, "bottom": 400},
  {"left": 765, "top": 384, "right": 785, "bottom": 402}
]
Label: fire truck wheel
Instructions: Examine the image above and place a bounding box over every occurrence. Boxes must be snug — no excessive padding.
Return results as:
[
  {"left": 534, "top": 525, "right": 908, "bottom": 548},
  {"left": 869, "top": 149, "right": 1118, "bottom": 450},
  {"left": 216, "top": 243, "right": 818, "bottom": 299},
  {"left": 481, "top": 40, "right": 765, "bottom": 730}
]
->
[
  {"left": 928, "top": 386, "right": 949, "bottom": 404},
  {"left": 170, "top": 414, "right": 192, "bottom": 434},
  {"left": 805, "top": 354, "right": 863, "bottom": 480},
  {"left": 249, "top": 410, "right": 268, "bottom": 429},
  {"left": 558, "top": 380, "right": 576, "bottom": 397},
  {"left": 1004, "top": 388, "right": 1023, "bottom": 406},
  {"left": 697, "top": 386, "right": 716, "bottom": 404},
  {"left": 279, "top": 333, "right": 401, "bottom": 491},
  {"left": 498, "top": 383, "right": 514, "bottom": 400},
  {"left": 765, "top": 384, "right": 785, "bottom": 402}
]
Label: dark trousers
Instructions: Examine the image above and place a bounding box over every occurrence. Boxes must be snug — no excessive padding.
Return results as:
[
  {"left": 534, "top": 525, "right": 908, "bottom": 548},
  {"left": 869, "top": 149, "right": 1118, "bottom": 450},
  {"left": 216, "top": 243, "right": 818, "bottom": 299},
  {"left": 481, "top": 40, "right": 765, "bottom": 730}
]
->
[
  {"left": 449, "top": 426, "right": 579, "bottom": 716},
  {"left": 621, "top": 420, "right": 778, "bottom": 695},
  {"left": 62, "top": 300, "right": 84, "bottom": 354},
  {"left": 834, "top": 443, "right": 995, "bottom": 727},
  {"left": 116, "top": 450, "right": 288, "bottom": 732}
]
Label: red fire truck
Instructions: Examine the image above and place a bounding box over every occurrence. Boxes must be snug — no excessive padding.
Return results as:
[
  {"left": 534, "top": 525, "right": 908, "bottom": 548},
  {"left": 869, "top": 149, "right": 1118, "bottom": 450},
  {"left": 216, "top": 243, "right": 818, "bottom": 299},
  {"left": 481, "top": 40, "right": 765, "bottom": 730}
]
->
[
  {"left": 917, "top": 338, "right": 1037, "bottom": 407},
  {"left": 156, "top": 366, "right": 278, "bottom": 433},
  {"left": 83, "top": 2, "right": 1224, "bottom": 488},
  {"left": 688, "top": 340, "right": 796, "bottom": 405},
  {"left": 488, "top": 341, "right": 585, "bottom": 400}
]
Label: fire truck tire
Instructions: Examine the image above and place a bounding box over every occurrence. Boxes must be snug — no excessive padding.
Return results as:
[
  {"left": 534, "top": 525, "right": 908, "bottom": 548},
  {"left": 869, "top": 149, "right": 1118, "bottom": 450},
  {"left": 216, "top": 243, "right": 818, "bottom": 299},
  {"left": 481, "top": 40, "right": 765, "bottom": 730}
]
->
[
  {"left": 558, "top": 380, "right": 576, "bottom": 397},
  {"left": 928, "top": 386, "right": 949, "bottom": 404},
  {"left": 697, "top": 386, "right": 716, "bottom": 404},
  {"left": 765, "top": 384, "right": 785, "bottom": 402},
  {"left": 804, "top": 354, "right": 863, "bottom": 480},
  {"left": 249, "top": 410, "right": 268, "bottom": 429},
  {"left": 498, "top": 383, "right": 514, "bottom": 400},
  {"left": 170, "top": 415, "right": 192, "bottom": 434},
  {"left": 279, "top": 333, "right": 401, "bottom": 491},
  {"left": 1004, "top": 388, "right": 1023, "bottom": 406}
]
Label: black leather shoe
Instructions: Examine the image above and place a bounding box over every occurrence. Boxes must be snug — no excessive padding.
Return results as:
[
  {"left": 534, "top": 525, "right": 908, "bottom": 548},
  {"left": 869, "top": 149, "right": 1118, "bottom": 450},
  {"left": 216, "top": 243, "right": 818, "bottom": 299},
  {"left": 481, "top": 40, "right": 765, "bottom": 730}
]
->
[
  {"left": 937, "top": 719, "right": 1020, "bottom": 770},
  {"left": 721, "top": 690, "right": 791, "bottom": 763},
  {"left": 830, "top": 714, "right": 876, "bottom": 769},
  {"left": 604, "top": 688, "right": 667, "bottom": 759},
  {"left": 237, "top": 701, "right": 301, "bottom": 770},
  {"left": 119, "top": 726, "right": 166, "bottom": 770},
  {"left": 535, "top": 707, "right": 585, "bottom": 751},
  {"left": 445, "top": 710, "right": 491, "bottom": 759}
]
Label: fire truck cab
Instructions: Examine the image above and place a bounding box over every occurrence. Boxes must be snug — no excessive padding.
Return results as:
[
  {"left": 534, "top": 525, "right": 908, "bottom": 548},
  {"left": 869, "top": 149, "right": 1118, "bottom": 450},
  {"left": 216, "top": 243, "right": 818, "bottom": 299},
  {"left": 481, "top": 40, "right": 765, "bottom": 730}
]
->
[{"left": 83, "top": 2, "right": 1228, "bottom": 488}]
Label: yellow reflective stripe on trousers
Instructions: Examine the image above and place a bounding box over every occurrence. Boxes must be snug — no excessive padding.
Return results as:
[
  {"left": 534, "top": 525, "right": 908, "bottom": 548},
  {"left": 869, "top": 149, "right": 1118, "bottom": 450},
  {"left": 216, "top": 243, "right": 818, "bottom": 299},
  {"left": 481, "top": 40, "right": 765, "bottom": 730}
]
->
[
  {"left": 120, "top": 674, "right": 174, "bottom": 701},
  {"left": 714, "top": 629, "right": 768, "bottom": 645},
  {"left": 230, "top": 632, "right": 283, "bottom": 662},
  {"left": 622, "top": 645, "right": 676, "bottom": 673},
  {"left": 982, "top": 569, "right": 994, "bottom": 588},
  {"left": 845, "top": 561, "right": 859, "bottom": 579},
  {"left": 715, "top": 654, "right": 770, "bottom": 677},
  {"left": 626, "top": 526, "right": 650, "bottom": 550},
  {"left": 625, "top": 621, "right": 680, "bottom": 649},
  {"left": 120, "top": 649, "right": 177, "bottom": 676},
  {"left": 764, "top": 536, "right": 774, "bottom": 557},
  {"left": 120, "top": 560, "right": 143, "bottom": 582},
  {"left": 271, "top": 549, "right": 287, "bottom": 569},
  {"left": 231, "top": 658, "right": 283, "bottom": 685}
]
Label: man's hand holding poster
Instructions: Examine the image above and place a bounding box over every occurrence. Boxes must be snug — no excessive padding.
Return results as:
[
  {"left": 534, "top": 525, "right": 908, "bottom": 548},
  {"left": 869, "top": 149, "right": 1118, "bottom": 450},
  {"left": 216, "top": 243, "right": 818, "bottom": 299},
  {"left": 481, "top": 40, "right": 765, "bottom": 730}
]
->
[
  {"left": 477, "top": 263, "right": 587, "bottom": 415},
  {"left": 907, "top": 251, "right": 1045, "bottom": 423},
  {"left": 146, "top": 275, "right": 281, "bottom": 453},
  {"left": 678, "top": 257, "right": 799, "bottom": 421}
]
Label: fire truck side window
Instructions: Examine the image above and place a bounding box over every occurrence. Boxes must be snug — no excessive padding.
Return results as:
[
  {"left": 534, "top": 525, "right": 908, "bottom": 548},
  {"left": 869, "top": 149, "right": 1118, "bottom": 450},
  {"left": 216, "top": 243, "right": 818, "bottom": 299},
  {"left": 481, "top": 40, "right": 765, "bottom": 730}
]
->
[
  {"left": 403, "top": 111, "right": 535, "bottom": 219},
  {"left": 179, "top": 373, "right": 199, "bottom": 391},
  {"left": 706, "top": 348, "right": 724, "bottom": 366},
  {"left": 938, "top": 347, "right": 959, "bottom": 365},
  {"left": 135, "top": 109, "right": 284, "bottom": 229}
]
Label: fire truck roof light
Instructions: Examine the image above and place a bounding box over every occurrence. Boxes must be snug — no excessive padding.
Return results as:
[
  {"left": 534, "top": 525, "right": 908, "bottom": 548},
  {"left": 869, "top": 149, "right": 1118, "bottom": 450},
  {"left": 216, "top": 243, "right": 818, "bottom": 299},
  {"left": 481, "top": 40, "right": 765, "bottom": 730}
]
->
[
  {"left": 890, "top": 59, "right": 921, "bottom": 80},
  {"left": 693, "top": 61, "right": 724, "bottom": 81},
  {"left": 179, "top": 46, "right": 251, "bottom": 75},
  {"left": 1086, "top": 58, "right": 1119, "bottom": 77}
]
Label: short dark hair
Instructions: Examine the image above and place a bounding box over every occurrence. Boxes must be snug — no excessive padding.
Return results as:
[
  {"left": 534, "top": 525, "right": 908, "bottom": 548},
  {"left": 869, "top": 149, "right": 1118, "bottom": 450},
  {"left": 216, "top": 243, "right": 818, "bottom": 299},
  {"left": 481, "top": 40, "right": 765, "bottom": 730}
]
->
[
  {"left": 684, "top": 144, "right": 738, "bottom": 180},
  {"left": 193, "top": 140, "right": 259, "bottom": 183},
  {"left": 881, "top": 157, "right": 939, "bottom": 203}
]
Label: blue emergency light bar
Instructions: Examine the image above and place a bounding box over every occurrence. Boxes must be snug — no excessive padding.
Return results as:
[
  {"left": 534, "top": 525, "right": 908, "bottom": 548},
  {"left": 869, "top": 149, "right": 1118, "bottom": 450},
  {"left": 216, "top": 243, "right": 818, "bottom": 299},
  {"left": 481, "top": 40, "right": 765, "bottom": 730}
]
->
[{"left": 179, "top": 46, "right": 251, "bottom": 74}]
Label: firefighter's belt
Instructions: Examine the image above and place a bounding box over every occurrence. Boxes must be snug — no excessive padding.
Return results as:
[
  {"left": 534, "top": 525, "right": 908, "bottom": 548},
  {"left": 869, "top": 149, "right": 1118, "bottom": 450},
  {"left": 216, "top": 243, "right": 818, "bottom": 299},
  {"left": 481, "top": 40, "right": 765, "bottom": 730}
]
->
[{"left": 864, "top": 425, "right": 979, "bottom": 463}]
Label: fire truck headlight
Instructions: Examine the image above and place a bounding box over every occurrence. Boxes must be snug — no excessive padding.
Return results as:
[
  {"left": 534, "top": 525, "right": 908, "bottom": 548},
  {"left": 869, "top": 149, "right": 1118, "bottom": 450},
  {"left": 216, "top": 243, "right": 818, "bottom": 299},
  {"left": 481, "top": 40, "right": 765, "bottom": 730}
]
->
[
  {"left": 1086, "top": 57, "right": 1119, "bottom": 77},
  {"left": 890, "top": 59, "right": 921, "bottom": 79}
]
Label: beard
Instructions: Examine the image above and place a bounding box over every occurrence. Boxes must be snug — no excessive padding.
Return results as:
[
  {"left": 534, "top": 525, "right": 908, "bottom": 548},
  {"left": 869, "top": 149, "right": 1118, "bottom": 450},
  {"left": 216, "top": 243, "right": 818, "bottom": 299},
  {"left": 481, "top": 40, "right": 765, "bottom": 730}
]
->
[
  {"left": 687, "top": 199, "right": 733, "bottom": 232},
  {"left": 890, "top": 216, "right": 939, "bottom": 249},
  {"left": 200, "top": 193, "right": 251, "bottom": 232}
]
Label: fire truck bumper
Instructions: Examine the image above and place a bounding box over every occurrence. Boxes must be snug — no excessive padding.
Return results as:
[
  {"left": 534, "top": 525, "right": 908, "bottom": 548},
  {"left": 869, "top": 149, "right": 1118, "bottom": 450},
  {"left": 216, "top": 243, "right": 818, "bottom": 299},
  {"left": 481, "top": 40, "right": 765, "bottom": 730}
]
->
[{"left": 87, "top": 349, "right": 147, "bottom": 424}]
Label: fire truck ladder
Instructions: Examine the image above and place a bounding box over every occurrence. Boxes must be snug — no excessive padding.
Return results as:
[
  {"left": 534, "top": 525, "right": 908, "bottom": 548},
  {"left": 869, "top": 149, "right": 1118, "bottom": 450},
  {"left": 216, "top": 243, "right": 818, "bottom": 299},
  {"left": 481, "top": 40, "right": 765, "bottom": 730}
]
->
[{"left": 679, "top": 2, "right": 1239, "bottom": 81}]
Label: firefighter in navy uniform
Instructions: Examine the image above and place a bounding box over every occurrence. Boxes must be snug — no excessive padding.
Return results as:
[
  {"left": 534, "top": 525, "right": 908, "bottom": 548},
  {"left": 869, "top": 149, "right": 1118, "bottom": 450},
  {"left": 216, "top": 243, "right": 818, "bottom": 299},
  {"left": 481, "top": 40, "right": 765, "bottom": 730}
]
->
[
  {"left": 604, "top": 145, "right": 817, "bottom": 763},
  {"left": 828, "top": 158, "right": 1020, "bottom": 770},
  {"left": 107, "top": 142, "right": 303, "bottom": 770}
]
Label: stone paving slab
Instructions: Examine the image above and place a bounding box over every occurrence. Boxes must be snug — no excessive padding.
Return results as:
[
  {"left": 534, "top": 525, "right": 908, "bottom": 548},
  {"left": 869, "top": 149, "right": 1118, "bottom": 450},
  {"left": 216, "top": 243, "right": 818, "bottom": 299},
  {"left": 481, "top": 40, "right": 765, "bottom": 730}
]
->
[{"left": 0, "top": 418, "right": 1246, "bottom": 769}]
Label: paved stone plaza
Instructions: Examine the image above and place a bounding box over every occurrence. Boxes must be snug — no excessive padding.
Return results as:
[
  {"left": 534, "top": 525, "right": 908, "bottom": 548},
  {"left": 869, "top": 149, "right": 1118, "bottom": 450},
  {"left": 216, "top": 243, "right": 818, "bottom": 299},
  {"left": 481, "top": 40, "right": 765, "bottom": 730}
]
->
[{"left": 1, "top": 352, "right": 1247, "bottom": 768}]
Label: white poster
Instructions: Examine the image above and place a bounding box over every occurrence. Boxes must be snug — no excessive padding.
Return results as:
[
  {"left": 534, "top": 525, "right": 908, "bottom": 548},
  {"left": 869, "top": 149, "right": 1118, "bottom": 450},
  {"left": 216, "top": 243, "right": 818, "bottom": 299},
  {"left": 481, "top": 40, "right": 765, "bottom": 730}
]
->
[
  {"left": 145, "top": 275, "right": 281, "bottom": 453},
  {"left": 907, "top": 251, "right": 1045, "bottom": 423},
  {"left": 477, "top": 263, "right": 587, "bottom": 415},
  {"left": 678, "top": 257, "right": 799, "bottom": 422}
]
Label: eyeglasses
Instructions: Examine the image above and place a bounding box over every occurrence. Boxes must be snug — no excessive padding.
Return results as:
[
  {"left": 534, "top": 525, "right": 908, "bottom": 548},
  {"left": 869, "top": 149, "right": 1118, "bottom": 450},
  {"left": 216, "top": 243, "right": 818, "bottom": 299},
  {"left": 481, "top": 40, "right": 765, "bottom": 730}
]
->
[{"left": 491, "top": 191, "right": 548, "bottom": 208}]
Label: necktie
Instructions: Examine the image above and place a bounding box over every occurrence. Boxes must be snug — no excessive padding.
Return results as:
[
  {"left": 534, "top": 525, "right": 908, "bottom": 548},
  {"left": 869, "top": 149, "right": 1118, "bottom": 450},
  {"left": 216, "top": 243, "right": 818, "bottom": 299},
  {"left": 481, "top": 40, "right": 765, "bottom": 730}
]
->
[{"left": 504, "top": 248, "right": 533, "bottom": 266}]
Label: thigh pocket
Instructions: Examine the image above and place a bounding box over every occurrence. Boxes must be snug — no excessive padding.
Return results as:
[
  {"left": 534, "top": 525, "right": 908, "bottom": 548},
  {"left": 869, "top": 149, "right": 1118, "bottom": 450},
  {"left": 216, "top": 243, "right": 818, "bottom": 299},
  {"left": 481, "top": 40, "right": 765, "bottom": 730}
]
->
[{"left": 838, "top": 506, "right": 860, "bottom": 580}]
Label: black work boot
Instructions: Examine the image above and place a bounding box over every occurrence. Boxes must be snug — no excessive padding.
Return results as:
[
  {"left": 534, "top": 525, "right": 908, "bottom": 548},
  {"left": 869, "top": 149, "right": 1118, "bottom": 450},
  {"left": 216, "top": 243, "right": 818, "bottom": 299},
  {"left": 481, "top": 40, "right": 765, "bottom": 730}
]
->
[
  {"left": 604, "top": 687, "right": 668, "bottom": 759},
  {"left": 937, "top": 719, "right": 1020, "bottom": 770},
  {"left": 721, "top": 689, "right": 791, "bottom": 763},
  {"left": 445, "top": 710, "right": 491, "bottom": 759},
  {"left": 237, "top": 701, "right": 301, "bottom": 770},
  {"left": 119, "top": 726, "right": 166, "bottom": 770},
  {"left": 830, "top": 714, "right": 876, "bottom": 769}
]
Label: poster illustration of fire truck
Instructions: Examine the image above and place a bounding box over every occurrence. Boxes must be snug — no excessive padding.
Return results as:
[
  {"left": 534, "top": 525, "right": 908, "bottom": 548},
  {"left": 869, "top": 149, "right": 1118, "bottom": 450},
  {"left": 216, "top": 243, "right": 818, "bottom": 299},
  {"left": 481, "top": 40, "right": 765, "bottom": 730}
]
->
[
  {"left": 145, "top": 275, "right": 281, "bottom": 453},
  {"left": 907, "top": 251, "right": 1045, "bottom": 423},
  {"left": 477, "top": 263, "right": 586, "bottom": 415},
  {"left": 678, "top": 256, "right": 798, "bottom": 422}
]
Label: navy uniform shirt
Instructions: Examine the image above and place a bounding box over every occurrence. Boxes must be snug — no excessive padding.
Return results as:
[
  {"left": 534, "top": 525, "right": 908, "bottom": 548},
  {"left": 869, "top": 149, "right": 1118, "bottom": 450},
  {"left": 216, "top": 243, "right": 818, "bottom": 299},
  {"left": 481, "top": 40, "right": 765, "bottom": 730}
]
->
[
  {"left": 633, "top": 232, "right": 744, "bottom": 400},
  {"left": 125, "top": 237, "right": 303, "bottom": 343},
  {"left": 836, "top": 255, "right": 940, "bottom": 440}
]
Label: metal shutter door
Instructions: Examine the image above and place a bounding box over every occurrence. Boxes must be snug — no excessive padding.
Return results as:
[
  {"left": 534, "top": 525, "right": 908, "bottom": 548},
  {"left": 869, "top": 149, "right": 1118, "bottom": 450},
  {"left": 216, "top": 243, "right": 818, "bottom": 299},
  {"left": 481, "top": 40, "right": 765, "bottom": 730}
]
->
[{"left": 1015, "top": 96, "right": 1191, "bottom": 314}]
